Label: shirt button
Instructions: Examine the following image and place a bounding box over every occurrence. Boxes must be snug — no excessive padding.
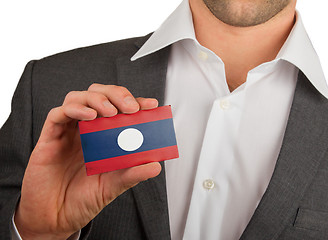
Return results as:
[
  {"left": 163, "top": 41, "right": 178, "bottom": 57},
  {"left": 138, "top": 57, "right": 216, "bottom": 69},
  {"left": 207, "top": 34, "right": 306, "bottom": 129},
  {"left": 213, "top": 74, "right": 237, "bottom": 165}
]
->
[
  {"left": 198, "top": 51, "right": 208, "bottom": 61},
  {"left": 203, "top": 179, "right": 215, "bottom": 190},
  {"left": 220, "top": 99, "right": 230, "bottom": 110}
]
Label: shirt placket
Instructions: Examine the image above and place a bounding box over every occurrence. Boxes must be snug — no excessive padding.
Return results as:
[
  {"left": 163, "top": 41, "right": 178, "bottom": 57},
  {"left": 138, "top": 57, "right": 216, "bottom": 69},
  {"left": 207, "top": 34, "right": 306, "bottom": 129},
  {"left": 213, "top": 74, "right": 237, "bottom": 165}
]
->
[{"left": 183, "top": 46, "right": 246, "bottom": 239}]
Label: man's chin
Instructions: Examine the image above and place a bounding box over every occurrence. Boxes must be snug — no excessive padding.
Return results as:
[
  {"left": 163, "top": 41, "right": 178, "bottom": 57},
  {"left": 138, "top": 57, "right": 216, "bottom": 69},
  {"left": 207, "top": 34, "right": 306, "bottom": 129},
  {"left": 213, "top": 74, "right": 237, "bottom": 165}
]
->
[{"left": 203, "top": 0, "right": 292, "bottom": 27}]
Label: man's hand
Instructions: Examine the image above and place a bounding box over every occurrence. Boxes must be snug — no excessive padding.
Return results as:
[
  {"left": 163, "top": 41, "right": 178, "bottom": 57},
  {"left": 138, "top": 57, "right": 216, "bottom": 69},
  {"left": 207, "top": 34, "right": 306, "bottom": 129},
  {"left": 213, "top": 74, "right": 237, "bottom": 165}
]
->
[{"left": 14, "top": 84, "right": 161, "bottom": 240}]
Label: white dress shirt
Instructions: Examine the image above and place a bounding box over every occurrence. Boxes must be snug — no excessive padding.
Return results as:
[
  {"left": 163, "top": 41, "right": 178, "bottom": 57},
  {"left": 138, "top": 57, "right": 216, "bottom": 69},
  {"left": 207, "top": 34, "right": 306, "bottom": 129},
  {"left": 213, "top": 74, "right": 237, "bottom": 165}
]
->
[
  {"left": 12, "top": 0, "right": 328, "bottom": 239},
  {"left": 132, "top": 0, "right": 328, "bottom": 239}
]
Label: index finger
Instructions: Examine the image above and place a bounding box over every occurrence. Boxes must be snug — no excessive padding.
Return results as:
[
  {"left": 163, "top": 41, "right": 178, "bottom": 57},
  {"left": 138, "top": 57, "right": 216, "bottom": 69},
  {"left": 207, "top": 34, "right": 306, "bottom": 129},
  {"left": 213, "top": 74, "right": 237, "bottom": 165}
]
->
[{"left": 88, "top": 84, "right": 140, "bottom": 114}]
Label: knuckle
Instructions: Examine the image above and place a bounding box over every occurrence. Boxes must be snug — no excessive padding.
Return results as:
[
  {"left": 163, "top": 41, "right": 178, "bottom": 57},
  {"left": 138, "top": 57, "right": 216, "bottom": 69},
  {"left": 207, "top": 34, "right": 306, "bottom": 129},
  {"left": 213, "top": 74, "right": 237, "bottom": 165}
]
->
[
  {"left": 47, "top": 106, "right": 60, "bottom": 118},
  {"left": 113, "top": 85, "right": 129, "bottom": 95},
  {"left": 88, "top": 83, "right": 101, "bottom": 91},
  {"left": 64, "top": 91, "right": 79, "bottom": 102},
  {"left": 86, "top": 91, "right": 102, "bottom": 102}
]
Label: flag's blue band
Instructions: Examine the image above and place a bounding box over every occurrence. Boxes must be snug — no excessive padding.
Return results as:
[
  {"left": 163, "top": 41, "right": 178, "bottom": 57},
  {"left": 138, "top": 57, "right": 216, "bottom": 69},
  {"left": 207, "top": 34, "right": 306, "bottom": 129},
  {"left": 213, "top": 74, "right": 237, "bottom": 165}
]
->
[{"left": 80, "top": 118, "right": 177, "bottom": 163}]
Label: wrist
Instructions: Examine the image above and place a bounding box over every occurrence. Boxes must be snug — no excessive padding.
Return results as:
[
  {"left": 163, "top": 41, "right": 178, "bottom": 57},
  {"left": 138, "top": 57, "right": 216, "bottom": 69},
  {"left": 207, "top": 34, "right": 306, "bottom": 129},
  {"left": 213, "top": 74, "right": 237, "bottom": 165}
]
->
[{"left": 14, "top": 207, "right": 73, "bottom": 240}]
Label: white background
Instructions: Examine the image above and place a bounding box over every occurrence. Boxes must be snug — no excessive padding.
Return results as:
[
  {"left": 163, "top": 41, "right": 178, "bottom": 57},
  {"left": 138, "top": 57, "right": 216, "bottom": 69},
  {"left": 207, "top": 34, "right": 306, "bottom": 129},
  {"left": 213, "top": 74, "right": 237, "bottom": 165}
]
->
[{"left": 0, "top": 0, "right": 327, "bottom": 128}]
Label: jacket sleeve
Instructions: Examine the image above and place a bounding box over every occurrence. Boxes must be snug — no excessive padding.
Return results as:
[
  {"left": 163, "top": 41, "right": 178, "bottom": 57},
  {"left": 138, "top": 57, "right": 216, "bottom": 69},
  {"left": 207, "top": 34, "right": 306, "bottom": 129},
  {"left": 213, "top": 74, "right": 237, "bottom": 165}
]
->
[
  {"left": 0, "top": 61, "right": 92, "bottom": 239},
  {"left": 0, "top": 61, "right": 35, "bottom": 238}
]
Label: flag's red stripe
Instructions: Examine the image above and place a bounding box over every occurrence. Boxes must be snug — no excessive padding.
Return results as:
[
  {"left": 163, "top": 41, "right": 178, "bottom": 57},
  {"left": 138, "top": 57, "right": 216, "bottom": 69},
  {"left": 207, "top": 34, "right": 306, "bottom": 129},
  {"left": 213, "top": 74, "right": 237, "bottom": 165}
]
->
[
  {"left": 79, "top": 105, "right": 173, "bottom": 134},
  {"left": 85, "top": 145, "right": 179, "bottom": 176}
]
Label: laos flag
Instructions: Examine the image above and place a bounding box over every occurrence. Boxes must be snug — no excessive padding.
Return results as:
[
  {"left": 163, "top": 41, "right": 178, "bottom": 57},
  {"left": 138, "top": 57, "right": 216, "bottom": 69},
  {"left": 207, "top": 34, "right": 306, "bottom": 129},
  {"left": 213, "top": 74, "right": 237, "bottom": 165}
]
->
[{"left": 78, "top": 106, "right": 179, "bottom": 176}]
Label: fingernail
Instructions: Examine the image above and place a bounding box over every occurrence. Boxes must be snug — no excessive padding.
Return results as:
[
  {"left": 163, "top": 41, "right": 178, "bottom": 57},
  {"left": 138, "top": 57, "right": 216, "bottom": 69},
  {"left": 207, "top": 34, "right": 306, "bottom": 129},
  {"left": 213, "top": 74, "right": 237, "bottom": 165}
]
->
[
  {"left": 103, "top": 100, "right": 114, "bottom": 109},
  {"left": 148, "top": 98, "right": 158, "bottom": 107},
  {"left": 83, "top": 107, "right": 95, "bottom": 112},
  {"left": 83, "top": 107, "right": 97, "bottom": 119},
  {"left": 102, "top": 100, "right": 117, "bottom": 117},
  {"left": 124, "top": 96, "right": 137, "bottom": 106}
]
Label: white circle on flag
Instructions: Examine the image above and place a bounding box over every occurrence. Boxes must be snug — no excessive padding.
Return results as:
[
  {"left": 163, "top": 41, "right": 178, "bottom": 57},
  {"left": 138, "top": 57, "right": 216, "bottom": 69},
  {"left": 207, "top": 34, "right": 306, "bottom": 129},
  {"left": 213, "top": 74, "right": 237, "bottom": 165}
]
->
[{"left": 117, "top": 128, "right": 144, "bottom": 151}]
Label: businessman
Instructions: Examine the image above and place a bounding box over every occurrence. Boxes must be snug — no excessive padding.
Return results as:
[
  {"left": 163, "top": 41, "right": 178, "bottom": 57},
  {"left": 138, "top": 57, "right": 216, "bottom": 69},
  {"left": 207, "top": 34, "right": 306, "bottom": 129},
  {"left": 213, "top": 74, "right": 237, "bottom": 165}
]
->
[{"left": 1, "top": 0, "right": 328, "bottom": 239}]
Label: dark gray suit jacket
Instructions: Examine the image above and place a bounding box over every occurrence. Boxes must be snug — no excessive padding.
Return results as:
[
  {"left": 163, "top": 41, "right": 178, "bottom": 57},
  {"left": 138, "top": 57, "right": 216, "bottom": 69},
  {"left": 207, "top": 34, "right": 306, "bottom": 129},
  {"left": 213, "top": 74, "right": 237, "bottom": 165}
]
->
[{"left": 0, "top": 35, "right": 328, "bottom": 240}]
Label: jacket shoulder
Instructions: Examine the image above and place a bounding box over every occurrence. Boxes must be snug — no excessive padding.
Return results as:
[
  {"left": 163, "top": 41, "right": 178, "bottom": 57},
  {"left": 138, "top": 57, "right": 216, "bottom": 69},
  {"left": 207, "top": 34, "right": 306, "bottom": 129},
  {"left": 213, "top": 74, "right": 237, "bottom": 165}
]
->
[
  {"left": 35, "top": 34, "right": 151, "bottom": 69},
  {"left": 27, "top": 34, "right": 152, "bottom": 138},
  {"left": 30, "top": 34, "right": 152, "bottom": 95}
]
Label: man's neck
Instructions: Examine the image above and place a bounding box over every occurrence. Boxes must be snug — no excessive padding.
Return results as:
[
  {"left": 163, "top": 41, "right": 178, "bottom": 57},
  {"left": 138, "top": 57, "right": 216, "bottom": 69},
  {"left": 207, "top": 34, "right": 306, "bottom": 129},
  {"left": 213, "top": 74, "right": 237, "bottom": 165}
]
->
[{"left": 189, "top": 0, "right": 296, "bottom": 91}]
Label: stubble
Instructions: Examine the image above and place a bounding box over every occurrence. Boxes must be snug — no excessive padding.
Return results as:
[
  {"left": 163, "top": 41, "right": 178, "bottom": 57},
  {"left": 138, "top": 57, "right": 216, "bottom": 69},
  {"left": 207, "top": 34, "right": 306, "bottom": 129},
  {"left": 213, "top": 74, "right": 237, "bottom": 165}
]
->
[{"left": 203, "top": 0, "right": 291, "bottom": 27}]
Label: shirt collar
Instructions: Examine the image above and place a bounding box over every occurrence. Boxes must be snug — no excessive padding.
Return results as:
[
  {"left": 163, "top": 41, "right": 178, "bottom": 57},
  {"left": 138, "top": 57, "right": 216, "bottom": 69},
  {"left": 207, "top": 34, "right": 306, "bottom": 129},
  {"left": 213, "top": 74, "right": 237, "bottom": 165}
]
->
[
  {"left": 276, "top": 12, "right": 328, "bottom": 98},
  {"left": 131, "top": 0, "right": 195, "bottom": 61},
  {"left": 131, "top": 0, "right": 328, "bottom": 98}
]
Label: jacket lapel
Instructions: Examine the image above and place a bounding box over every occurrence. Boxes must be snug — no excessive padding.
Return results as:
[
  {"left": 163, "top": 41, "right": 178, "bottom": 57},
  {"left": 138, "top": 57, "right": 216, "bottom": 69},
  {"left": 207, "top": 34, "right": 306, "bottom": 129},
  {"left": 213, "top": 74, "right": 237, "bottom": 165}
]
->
[
  {"left": 240, "top": 71, "right": 328, "bottom": 239},
  {"left": 116, "top": 38, "right": 171, "bottom": 239},
  {"left": 116, "top": 36, "right": 169, "bottom": 107}
]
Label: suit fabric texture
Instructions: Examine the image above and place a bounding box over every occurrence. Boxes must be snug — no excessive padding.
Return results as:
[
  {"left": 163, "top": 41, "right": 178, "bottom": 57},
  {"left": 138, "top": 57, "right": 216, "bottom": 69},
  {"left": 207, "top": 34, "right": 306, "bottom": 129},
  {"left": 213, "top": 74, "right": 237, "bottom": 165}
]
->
[{"left": 0, "top": 35, "right": 328, "bottom": 240}]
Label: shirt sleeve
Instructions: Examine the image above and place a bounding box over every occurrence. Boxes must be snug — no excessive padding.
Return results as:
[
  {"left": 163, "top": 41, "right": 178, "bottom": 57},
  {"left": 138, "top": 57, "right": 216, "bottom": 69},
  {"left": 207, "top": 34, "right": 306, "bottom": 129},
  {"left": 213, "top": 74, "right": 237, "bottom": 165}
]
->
[{"left": 11, "top": 212, "right": 81, "bottom": 240}]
